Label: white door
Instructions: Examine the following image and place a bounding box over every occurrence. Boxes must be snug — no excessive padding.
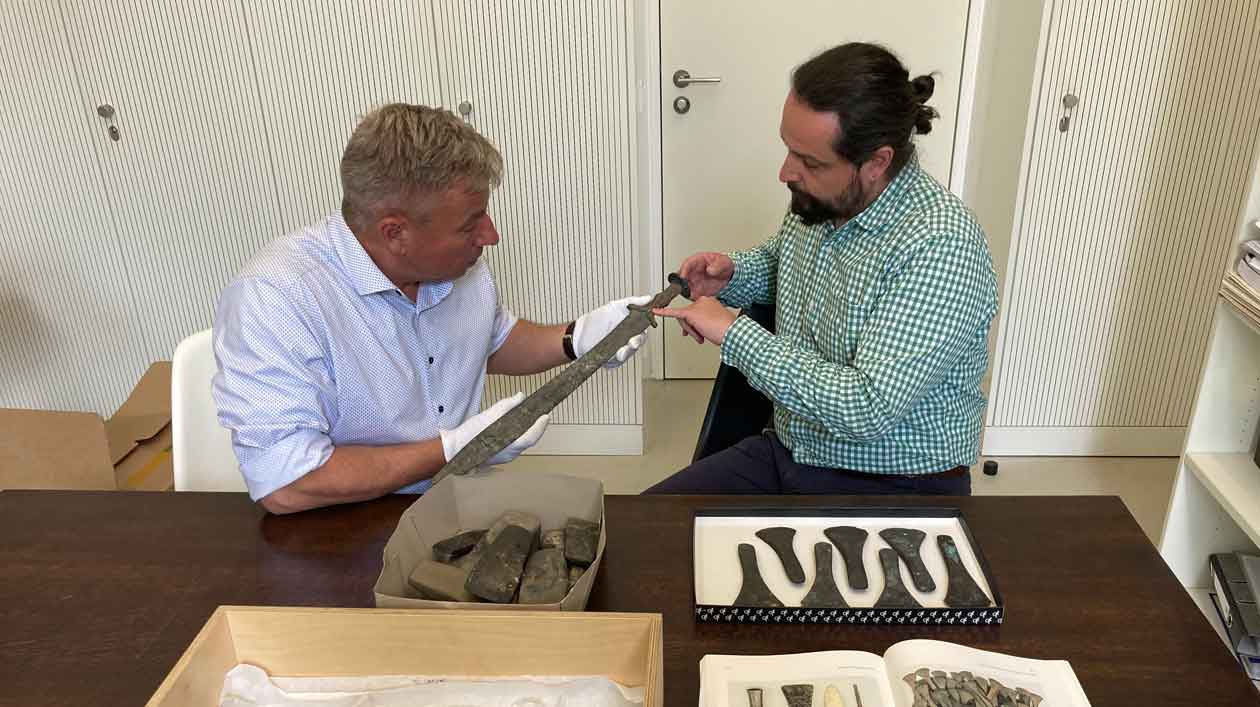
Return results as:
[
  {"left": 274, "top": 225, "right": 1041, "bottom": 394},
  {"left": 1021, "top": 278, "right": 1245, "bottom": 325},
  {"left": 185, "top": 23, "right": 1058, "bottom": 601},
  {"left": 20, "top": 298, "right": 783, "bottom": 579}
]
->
[
  {"left": 660, "top": 0, "right": 971, "bottom": 378},
  {"left": 986, "top": 0, "right": 1260, "bottom": 455},
  {"left": 0, "top": 1, "right": 143, "bottom": 412},
  {"left": 59, "top": 0, "right": 282, "bottom": 363}
]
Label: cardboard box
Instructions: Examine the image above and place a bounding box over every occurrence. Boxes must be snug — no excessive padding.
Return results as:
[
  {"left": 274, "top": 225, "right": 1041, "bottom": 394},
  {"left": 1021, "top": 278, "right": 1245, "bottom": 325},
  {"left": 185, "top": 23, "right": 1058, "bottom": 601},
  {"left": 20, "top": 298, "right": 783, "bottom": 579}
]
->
[
  {"left": 148, "top": 606, "right": 664, "bottom": 706},
  {"left": 0, "top": 362, "right": 172, "bottom": 491},
  {"left": 107, "top": 362, "right": 174, "bottom": 491},
  {"left": 375, "top": 472, "right": 606, "bottom": 610},
  {"left": 0, "top": 409, "right": 116, "bottom": 490}
]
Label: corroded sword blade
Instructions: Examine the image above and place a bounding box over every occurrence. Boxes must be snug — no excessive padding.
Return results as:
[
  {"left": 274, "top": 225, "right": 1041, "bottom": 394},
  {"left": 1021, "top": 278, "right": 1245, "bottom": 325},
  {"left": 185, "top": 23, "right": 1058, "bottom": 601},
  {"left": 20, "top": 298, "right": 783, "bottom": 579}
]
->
[{"left": 434, "top": 274, "right": 691, "bottom": 483}]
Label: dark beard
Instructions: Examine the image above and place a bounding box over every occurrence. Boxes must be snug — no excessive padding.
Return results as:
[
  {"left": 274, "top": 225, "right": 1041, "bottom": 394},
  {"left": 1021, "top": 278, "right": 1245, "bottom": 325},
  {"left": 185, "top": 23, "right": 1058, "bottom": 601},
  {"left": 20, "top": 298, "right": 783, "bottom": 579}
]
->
[{"left": 788, "top": 174, "right": 866, "bottom": 226}]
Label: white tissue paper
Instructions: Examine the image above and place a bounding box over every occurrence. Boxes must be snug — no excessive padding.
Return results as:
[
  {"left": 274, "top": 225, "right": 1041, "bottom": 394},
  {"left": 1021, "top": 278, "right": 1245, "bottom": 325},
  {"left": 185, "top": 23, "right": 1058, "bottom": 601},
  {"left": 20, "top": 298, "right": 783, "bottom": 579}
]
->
[{"left": 220, "top": 664, "right": 644, "bottom": 707}]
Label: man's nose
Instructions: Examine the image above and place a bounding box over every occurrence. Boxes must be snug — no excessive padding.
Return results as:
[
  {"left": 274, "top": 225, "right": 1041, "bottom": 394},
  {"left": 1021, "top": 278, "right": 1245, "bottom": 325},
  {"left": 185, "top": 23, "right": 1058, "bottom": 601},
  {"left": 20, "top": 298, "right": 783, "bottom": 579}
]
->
[
  {"left": 779, "top": 154, "right": 798, "bottom": 184},
  {"left": 477, "top": 216, "right": 500, "bottom": 247}
]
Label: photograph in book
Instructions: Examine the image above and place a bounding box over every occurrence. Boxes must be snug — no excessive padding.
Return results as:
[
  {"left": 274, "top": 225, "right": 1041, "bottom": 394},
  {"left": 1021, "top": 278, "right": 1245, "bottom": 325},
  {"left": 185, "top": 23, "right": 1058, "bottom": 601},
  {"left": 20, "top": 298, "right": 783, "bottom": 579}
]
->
[{"left": 699, "top": 641, "right": 1090, "bottom": 707}]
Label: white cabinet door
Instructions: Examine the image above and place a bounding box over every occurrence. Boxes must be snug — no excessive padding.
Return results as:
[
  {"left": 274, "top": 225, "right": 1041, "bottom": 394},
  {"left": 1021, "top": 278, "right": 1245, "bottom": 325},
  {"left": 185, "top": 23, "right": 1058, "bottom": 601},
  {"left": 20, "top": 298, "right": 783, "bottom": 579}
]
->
[
  {"left": 660, "top": 0, "right": 971, "bottom": 378},
  {"left": 246, "top": 1, "right": 445, "bottom": 230},
  {"left": 433, "top": 1, "right": 644, "bottom": 440},
  {"left": 987, "top": 0, "right": 1260, "bottom": 455},
  {"left": 59, "top": 0, "right": 282, "bottom": 362},
  {"left": 0, "top": 1, "right": 143, "bottom": 412}
]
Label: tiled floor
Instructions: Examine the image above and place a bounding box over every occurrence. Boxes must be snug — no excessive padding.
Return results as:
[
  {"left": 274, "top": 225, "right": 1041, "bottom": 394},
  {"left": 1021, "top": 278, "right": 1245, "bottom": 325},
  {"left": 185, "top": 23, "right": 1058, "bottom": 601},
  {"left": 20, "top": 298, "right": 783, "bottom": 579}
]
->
[{"left": 510, "top": 380, "right": 1179, "bottom": 544}]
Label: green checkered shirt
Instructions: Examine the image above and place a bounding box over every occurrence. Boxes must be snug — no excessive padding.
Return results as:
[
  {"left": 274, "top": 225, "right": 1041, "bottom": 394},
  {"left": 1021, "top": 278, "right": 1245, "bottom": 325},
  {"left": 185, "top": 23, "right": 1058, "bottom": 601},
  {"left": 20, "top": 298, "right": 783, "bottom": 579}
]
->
[{"left": 718, "top": 159, "right": 998, "bottom": 474}]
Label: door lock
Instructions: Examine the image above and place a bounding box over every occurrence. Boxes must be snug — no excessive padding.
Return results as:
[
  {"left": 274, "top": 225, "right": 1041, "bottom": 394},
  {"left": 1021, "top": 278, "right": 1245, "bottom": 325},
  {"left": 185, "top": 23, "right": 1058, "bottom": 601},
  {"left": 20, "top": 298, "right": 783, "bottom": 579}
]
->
[{"left": 673, "top": 96, "right": 691, "bottom": 115}]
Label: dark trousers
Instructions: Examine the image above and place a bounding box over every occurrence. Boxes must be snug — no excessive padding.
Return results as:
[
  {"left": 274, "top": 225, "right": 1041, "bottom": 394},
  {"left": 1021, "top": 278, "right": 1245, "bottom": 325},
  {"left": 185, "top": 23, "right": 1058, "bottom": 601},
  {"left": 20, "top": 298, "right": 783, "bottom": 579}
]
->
[{"left": 644, "top": 432, "right": 971, "bottom": 495}]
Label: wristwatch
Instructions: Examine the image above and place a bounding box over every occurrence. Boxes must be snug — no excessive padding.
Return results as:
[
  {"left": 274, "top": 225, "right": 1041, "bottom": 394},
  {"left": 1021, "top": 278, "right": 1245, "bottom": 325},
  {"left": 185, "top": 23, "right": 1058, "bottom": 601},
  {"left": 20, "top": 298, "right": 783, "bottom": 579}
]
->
[{"left": 562, "top": 320, "right": 577, "bottom": 361}]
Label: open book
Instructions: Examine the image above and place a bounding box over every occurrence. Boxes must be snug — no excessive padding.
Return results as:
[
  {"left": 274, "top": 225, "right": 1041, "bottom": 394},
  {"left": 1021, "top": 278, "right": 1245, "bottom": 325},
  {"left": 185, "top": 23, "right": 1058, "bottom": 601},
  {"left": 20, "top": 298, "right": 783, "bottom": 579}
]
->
[{"left": 699, "top": 641, "right": 1089, "bottom": 707}]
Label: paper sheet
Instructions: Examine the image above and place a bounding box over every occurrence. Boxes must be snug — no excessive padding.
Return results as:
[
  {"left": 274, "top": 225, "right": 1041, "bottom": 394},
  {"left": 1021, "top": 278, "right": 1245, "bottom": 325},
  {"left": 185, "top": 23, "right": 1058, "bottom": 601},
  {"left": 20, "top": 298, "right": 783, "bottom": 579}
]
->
[{"left": 220, "top": 664, "right": 644, "bottom": 707}]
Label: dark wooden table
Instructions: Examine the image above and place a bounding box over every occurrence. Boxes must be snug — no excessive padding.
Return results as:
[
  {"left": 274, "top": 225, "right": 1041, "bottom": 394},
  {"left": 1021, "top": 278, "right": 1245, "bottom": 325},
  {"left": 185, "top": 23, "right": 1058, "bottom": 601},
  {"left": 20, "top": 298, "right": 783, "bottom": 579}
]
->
[{"left": 0, "top": 491, "right": 1253, "bottom": 706}]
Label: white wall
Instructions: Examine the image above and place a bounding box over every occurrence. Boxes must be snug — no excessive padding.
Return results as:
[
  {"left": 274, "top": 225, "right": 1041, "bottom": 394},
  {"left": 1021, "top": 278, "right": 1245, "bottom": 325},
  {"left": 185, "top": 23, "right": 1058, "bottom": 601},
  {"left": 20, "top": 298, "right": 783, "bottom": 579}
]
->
[
  {"left": 961, "top": 0, "right": 1046, "bottom": 415},
  {"left": 963, "top": 0, "right": 1047, "bottom": 328}
]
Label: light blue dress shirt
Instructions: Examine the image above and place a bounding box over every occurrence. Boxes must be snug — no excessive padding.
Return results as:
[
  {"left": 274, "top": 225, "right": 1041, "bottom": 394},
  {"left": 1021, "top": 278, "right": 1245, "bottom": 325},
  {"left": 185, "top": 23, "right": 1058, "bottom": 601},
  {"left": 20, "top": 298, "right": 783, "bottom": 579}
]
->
[{"left": 212, "top": 212, "right": 517, "bottom": 500}]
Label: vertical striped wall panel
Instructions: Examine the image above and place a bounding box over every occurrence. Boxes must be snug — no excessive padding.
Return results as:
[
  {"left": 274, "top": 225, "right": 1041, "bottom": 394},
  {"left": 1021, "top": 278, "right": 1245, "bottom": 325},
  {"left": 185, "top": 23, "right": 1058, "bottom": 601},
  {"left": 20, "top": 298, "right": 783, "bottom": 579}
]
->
[
  {"left": 58, "top": 0, "right": 282, "bottom": 367},
  {"left": 247, "top": 1, "right": 445, "bottom": 229},
  {"left": 992, "top": 0, "right": 1260, "bottom": 429},
  {"left": 434, "top": 0, "right": 641, "bottom": 425},
  {"left": 0, "top": 1, "right": 146, "bottom": 412},
  {"left": 1, "top": 1, "right": 641, "bottom": 428}
]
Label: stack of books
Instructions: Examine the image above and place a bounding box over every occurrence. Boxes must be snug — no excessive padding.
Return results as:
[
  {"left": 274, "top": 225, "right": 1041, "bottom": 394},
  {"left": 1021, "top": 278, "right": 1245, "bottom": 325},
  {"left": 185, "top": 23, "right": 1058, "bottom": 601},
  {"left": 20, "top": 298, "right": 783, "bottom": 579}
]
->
[
  {"left": 1209, "top": 553, "right": 1260, "bottom": 680},
  {"left": 1221, "top": 237, "right": 1260, "bottom": 327}
]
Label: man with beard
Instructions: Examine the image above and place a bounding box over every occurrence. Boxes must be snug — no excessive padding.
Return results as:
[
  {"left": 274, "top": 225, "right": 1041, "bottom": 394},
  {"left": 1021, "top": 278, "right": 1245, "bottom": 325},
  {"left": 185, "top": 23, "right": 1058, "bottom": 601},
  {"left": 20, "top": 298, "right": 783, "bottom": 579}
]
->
[{"left": 647, "top": 43, "right": 998, "bottom": 495}]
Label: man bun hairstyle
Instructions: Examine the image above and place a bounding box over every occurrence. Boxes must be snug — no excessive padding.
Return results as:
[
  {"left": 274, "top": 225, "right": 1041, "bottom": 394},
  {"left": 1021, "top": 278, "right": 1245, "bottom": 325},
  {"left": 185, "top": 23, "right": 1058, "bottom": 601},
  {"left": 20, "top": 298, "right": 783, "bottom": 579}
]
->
[
  {"left": 910, "top": 74, "right": 939, "bottom": 135},
  {"left": 791, "top": 42, "right": 940, "bottom": 176}
]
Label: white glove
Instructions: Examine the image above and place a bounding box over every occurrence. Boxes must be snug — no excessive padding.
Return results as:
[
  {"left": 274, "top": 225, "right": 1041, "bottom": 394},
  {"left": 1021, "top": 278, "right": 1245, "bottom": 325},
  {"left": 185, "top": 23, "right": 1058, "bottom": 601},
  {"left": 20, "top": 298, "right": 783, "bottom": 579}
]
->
[
  {"left": 438, "top": 392, "right": 550, "bottom": 465},
  {"left": 573, "top": 295, "right": 653, "bottom": 369}
]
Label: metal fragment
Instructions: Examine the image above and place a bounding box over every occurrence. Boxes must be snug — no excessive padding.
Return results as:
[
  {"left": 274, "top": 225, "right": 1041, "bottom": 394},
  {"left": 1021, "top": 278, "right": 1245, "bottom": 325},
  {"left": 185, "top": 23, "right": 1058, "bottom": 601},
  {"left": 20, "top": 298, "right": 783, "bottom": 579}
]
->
[
  {"left": 407, "top": 559, "right": 478, "bottom": 602},
  {"left": 755, "top": 526, "right": 806, "bottom": 583},
  {"left": 938, "top": 535, "right": 992, "bottom": 607},
  {"left": 801, "top": 542, "right": 848, "bottom": 608},
  {"left": 733, "top": 543, "right": 784, "bottom": 607},
  {"left": 823, "top": 526, "right": 869, "bottom": 590},
  {"left": 434, "top": 274, "right": 690, "bottom": 482},
  {"left": 564, "top": 517, "right": 600, "bottom": 567},
  {"left": 518, "top": 547, "right": 569, "bottom": 604},
  {"left": 875, "top": 548, "right": 922, "bottom": 608},
  {"left": 879, "top": 528, "right": 936, "bottom": 593},
  {"left": 465, "top": 524, "right": 532, "bottom": 603},
  {"left": 781, "top": 684, "right": 813, "bottom": 707},
  {"left": 431, "top": 529, "right": 487, "bottom": 563}
]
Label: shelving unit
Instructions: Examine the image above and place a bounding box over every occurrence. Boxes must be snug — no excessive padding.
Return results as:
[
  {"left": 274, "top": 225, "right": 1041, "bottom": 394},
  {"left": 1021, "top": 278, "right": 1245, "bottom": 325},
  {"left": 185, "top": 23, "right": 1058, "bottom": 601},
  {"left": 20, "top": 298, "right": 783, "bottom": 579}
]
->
[
  {"left": 1160, "top": 298, "right": 1260, "bottom": 588},
  {"left": 1158, "top": 164, "right": 1260, "bottom": 681}
]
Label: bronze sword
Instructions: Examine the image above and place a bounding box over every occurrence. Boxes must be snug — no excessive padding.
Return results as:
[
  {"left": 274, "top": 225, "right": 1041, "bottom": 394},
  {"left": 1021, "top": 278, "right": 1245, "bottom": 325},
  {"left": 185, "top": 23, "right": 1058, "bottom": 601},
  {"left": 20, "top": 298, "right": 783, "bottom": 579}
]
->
[{"left": 432, "top": 273, "right": 692, "bottom": 484}]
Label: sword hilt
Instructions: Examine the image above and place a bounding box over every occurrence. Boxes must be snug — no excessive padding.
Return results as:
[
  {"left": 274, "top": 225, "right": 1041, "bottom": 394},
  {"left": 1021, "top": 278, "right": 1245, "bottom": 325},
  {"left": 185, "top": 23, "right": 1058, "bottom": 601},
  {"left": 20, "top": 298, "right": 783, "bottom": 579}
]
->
[{"left": 668, "top": 272, "right": 692, "bottom": 300}]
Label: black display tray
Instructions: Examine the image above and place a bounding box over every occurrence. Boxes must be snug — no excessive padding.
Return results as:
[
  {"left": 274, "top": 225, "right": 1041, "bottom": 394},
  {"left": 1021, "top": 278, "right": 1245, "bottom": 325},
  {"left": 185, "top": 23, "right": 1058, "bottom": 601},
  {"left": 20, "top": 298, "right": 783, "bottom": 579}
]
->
[{"left": 692, "top": 506, "right": 1005, "bottom": 625}]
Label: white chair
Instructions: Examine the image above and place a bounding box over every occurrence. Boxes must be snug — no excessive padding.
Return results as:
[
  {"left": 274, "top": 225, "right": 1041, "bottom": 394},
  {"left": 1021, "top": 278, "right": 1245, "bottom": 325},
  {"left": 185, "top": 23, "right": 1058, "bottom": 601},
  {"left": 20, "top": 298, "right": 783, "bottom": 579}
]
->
[{"left": 172, "top": 329, "right": 245, "bottom": 491}]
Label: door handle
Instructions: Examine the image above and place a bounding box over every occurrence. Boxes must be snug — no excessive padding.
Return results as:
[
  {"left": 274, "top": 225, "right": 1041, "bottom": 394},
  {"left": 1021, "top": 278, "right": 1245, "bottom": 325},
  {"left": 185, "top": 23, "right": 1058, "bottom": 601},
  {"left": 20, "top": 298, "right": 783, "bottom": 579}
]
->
[
  {"left": 673, "top": 69, "right": 721, "bottom": 88},
  {"left": 1059, "top": 93, "right": 1079, "bottom": 133}
]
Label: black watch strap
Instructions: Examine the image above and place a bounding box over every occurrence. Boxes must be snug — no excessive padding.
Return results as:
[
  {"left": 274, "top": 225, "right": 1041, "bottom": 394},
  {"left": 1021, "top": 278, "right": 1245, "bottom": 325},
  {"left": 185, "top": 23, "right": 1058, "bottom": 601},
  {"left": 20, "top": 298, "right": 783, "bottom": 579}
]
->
[{"left": 562, "top": 320, "right": 578, "bottom": 361}]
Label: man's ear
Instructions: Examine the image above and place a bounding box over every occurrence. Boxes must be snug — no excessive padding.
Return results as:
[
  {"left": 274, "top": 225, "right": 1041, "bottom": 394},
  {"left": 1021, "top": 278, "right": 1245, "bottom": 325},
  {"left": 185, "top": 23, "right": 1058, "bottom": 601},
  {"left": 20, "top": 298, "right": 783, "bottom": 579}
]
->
[
  {"left": 376, "top": 215, "right": 409, "bottom": 256},
  {"left": 860, "top": 145, "right": 895, "bottom": 184}
]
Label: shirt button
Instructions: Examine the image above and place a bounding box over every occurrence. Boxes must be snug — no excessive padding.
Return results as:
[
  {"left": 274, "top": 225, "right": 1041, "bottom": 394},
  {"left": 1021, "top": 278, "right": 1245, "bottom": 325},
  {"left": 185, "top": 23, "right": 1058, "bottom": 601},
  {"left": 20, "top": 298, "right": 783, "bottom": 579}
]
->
[
  {"left": 438, "top": 405, "right": 444, "bottom": 413},
  {"left": 428, "top": 356, "right": 434, "bottom": 364}
]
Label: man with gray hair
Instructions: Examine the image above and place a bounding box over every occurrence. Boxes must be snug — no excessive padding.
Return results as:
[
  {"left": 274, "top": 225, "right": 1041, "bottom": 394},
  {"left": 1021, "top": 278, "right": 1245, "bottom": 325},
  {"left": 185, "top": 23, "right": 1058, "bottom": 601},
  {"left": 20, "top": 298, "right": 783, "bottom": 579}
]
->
[{"left": 213, "top": 103, "right": 647, "bottom": 514}]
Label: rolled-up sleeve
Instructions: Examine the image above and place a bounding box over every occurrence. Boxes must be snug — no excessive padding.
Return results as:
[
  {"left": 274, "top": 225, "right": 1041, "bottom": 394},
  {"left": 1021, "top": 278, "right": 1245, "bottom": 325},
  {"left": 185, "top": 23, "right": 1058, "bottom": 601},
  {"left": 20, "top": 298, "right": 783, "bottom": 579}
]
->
[
  {"left": 212, "top": 279, "right": 336, "bottom": 501},
  {"left": 490, "top": 299, "right": 518, "bottom": 354}
]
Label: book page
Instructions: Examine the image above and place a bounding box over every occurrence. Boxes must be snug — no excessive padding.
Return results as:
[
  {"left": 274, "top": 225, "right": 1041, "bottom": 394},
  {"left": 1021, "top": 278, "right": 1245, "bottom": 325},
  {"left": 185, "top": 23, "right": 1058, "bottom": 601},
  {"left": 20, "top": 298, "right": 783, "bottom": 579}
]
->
[
  {"left": 700, "top": 651, "right": 896, "bottom": 707},
  {"left": 882, "top": 640, "right": 1090, "bottom": 707}
]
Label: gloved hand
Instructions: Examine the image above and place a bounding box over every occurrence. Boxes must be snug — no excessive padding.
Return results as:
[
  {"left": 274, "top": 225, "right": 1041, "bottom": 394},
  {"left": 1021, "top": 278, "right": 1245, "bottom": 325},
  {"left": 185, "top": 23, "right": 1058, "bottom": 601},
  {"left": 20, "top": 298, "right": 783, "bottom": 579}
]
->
[
  {"left": 439, "top": 392, "right": 550, "bottom": 465},
  {"left": 573, "top": 295, "right": 653, "bottom": 368}
]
